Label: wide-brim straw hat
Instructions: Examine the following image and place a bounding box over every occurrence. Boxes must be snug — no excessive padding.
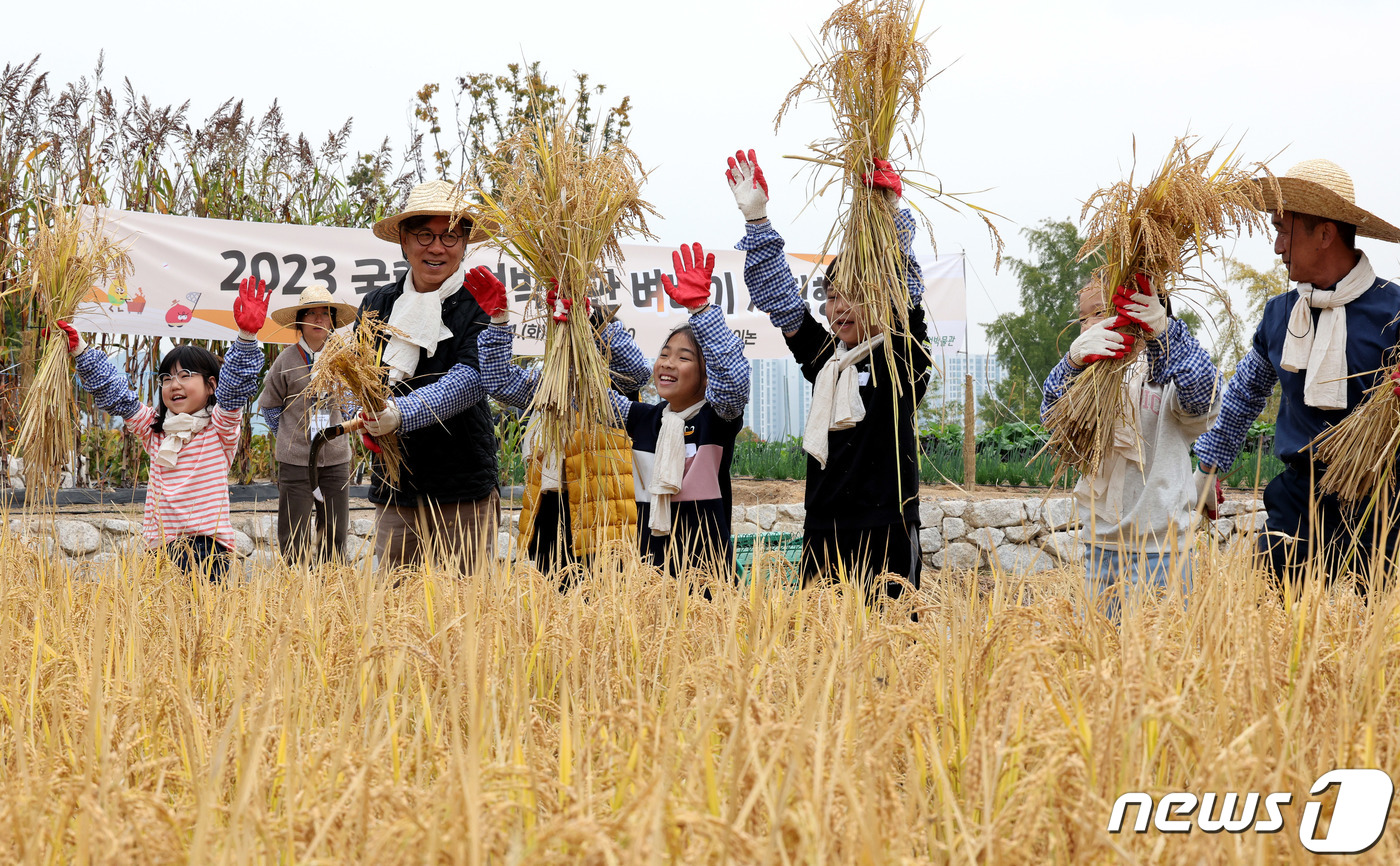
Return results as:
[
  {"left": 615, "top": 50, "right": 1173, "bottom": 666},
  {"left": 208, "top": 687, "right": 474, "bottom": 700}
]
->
[
  {"left": 270, "top": 283, "right": 360, "bottom": 328},
  {"left": 1252, "top": 159, "right": 1400, "bottom": 243},
  {"left": 372, "top": 179, "right": 494, "bottom": 244}
]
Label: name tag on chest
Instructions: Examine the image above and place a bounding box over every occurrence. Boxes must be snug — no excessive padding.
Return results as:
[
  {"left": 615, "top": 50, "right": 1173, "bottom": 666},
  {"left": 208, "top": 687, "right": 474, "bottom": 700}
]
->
[
  {"left": 686, "top": 443, "right": 698, "bottom": 458},
  {"left": 308, "top": 411, "right": 332, "bottom": 438},
  {"left": 859, "top": 371, "right": 871, "bottom": 386}
]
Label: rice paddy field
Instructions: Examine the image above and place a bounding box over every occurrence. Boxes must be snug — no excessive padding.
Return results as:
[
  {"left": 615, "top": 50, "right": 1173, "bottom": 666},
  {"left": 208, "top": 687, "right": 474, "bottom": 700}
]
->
[{"left": 1, "top": 523, "right": 1396, "bottom": 864}]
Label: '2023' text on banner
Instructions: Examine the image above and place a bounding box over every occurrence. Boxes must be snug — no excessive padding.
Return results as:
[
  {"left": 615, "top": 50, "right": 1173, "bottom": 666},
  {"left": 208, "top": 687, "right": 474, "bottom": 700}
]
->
[{"left": 74, "top": 208, "right": 966, "bottom": 360}]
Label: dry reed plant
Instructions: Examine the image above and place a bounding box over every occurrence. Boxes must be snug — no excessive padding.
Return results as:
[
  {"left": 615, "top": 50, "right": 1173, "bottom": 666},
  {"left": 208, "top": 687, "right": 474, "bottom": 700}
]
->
[
  {"left": 308, "top": 312, "right": 406, "bottom": 488},
  {"left": 778, "top": 0, "right": 1003, "bottom": 379},
  {"left": 1312, "top": 364, "right": 1400, "bottom": 506},
  {"left": 467, "top": 108, "right": 656, "bottom": 449},
  {"left": 15, "top": 200, "right": 132, "bottom": 494},
  {"left": 1, "top": 517, "right": 1399, "bottom": 862},
  {"left": 1043, "top": 138, "right": 1269, "bottom": 477}
]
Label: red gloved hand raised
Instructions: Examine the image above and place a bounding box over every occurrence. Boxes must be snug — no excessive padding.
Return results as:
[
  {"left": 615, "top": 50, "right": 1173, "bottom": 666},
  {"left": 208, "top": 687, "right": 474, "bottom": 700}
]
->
[
  {"left": 726, "top": 149, "right": 769, "bottom": 221},
  {"left": 465, "top": 266, "right": 508, "bottom": 319},
  {"left": 233, "top": 276, "right": 270, "bottom": 336},
  {"left": 861, "top": 158, "right": 903, "bottom": 198},
  {"left": 660, "top": 242, "right": 715, "bottom": 311},
  {"left": 1391, "top": 369, "right": 1400, "bottom": 397},
  {"left": 55, "top": 320, "right": 82, "bottom": 354}
]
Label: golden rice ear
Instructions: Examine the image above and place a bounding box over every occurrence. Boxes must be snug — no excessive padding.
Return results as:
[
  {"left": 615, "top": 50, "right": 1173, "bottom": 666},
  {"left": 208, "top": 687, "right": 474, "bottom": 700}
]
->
[
  {"left": 1044, "top": 136, "right": 1271, "bottom": 478},
  {"left": 308, "top": 313, "right": 406, "bottom": 489},
  {"left": 460, "top": 97, "right": 656, "bottom": 526},
  {"left": 17, "top": 195, "right": 133, "bottom": 493}
]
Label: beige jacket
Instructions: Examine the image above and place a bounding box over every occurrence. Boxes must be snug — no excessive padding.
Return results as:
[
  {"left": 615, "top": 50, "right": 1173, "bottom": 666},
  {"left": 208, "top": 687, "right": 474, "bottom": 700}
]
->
[{"left": 258, "top": 343, "right": 349, "bottom": 467}]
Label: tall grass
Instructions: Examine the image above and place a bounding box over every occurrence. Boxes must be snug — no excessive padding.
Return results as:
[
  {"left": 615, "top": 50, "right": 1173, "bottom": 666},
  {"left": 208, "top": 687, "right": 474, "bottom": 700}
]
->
[{"left": 1, "top": 526, "right": 1395, "bottom": 862}]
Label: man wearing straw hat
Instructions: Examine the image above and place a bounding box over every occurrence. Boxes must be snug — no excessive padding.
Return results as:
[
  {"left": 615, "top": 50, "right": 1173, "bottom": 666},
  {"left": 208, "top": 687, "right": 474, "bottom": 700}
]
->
[
  {"left": 1195, "top": 159, "right": 1400, "bottom": 589},
  {"left": 356, "top": 179, "right": 500, "bottom": 569},
  {"left": 259, "top": 284, "right": 359, "bottom": 562}
]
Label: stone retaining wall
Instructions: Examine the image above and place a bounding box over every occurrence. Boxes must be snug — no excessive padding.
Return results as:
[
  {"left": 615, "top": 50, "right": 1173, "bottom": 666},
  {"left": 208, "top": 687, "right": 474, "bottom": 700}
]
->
[
  {"left": 8, "top": 493, "right": 1268, "bottom": 574},
  {"left": 731, "top": 495, "right": 1267, "bottom": 574}
]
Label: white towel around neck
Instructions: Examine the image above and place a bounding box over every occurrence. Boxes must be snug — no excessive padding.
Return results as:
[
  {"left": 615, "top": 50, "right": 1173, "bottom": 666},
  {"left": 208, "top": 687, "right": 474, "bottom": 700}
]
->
[
  {"left": 1279, "top": 252, "right": 1375, "bottom": 410},
  {"left": 802, "top": 334, "right": 886, "bottom": 468},
  {"left": 155, "top": 407, "right": 212, "bottom": 469},
  {"left": 383, "top": 261, "right": 467, "bottom": 383},
  {"left": 648, "top": 400, "right": 707, "bottom": 536}
]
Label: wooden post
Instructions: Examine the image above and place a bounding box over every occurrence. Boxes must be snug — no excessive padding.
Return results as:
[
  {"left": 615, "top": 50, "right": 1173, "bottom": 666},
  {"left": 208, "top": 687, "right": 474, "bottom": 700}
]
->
[{"left": 963, "top": 374, "right": 976, "bottom": 488}]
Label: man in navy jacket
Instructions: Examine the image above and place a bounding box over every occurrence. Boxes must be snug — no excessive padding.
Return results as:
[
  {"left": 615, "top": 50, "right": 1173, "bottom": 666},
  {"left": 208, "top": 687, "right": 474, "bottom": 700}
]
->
[{"left": 1195, "top": 159, "right": 1400, "bottom": 590}]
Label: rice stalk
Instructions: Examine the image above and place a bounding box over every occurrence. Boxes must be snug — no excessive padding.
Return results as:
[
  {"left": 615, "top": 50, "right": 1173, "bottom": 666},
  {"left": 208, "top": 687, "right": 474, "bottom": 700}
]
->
[
  {"left": 1043, "top": 137, "right": 1270, "bottom": 477},
  {"left": 308, "top": 312, "right": 406, "bottom": 488},
  {"left": 465, "top": 102, "right": 655, "bottom": 549},
  {"left": 15, "top": 199, "right": 132, "bottom": 494},
  {"left": 777, "top": 0, "right": 1004, "bottom": 379},
  {"left": 1312, "top": 364, "right": 1400, "bottom": 506}
]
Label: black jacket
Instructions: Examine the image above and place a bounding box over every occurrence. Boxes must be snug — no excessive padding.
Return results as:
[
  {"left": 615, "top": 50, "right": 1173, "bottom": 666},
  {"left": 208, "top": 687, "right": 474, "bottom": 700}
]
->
[
  {"left": 357, "top": 275, "right": 498, "bottom": 507},
  {"left": 787, "top": 305, "right": 931, "bottom": 530}
]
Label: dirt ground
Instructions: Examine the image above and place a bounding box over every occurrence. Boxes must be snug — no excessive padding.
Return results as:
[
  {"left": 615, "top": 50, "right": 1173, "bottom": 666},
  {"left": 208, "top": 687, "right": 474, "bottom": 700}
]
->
[{"left": 729, "top": 478, "right": 1059, "bottom": 507}]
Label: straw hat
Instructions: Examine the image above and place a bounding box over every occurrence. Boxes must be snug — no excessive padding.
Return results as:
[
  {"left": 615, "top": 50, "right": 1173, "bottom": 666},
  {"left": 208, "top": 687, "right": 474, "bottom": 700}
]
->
[
  {"left": 1252, "top": 159, "right": 1400, "bottom": 243},
  {"left": 270, "top": 283, "right": 360, "bottom": 328},
  {"left": 372, "top": 179, "right": 493, "bottom": 244}
]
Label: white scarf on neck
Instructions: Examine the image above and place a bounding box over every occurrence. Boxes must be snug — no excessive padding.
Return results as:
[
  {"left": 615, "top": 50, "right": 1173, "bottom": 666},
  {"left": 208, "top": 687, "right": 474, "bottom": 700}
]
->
[
  {"left": 155, "top": 406, "right": 212, "bottom": 469},
  {"left": 648, "top": 400, "right": 707, "bottom": 536},
  {"left": 383, "top": 261, "right": 467, "bottom": 383},
  {"left": 1280, "top": 252, "right": 1374, "bottom": 410},
  {"left": 803, "top": 333, "right": 885, "bottom": 468},
  {"left": 297, "top": 336, "right": 319, "bottom": 364}
]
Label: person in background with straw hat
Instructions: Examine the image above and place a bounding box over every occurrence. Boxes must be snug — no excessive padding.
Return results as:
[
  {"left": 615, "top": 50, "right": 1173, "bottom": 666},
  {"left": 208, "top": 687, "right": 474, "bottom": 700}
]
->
[
  {"left": 1042, "top": 279, "right": 1221, "bottom": 622},
  {"left": 728, "top": 149, "right": 929, "bottom": 601},
  {"left": 258, "top": 284, "right": 359, "bottom": 563},
  {"left": 1195, "top": 159, "right": 1400, "bottom": 591},
  {"left": 356, "top": 179, "right": 500, "bottom": 569}
]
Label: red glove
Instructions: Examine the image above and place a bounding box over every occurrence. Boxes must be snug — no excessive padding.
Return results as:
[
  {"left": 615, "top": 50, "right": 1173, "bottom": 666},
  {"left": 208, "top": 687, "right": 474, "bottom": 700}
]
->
[
  {"left": 233, "top": 276, "right": 270, "bottom": 336},
  {"left": 544, "top": 287, "right": 592, "bottom": 323},
  {"left": 660, "top": 242, "right": 715, "bottom": 310},
  {"left": 55, "top": 320, "right": 82, "bottom": 354},
  {"left": 360, "top": 432, "right": 382, "bottom": 454},
  {"left": 861, "top": 158, "right": 902, "bottom": 198},
  {"left": 725, "top": 149, "right": 769, "bottom": 198},
  {"left": 1391, "top": 369, "right": 1400, "bottom": 397},
  {"left": 1208, "top": 476, "right": 1222, "bottom": 521},
  {"left": 465, "top": 266, "right": 508, "bottom": 318}
]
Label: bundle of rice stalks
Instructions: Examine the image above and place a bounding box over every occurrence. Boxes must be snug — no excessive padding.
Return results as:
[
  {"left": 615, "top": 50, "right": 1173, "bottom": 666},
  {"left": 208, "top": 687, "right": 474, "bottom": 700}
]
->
[
  {"left": 777, "top": 0, "right": 1003, "bottom": 379},
  {"left": 16, "top": 200, "right": 132, "bottom": 494},
  {"left": 466, "top": 106, "right": 656, "bottom": 449},
  {"left": 1312, "top": 366, "right": 1400, "bottom": 507},
  {"left": 1043, "top": 138, "right": 1270, "bottom": 477},
  {"left": 308, "top": 312, "right": 406, "bottom": 488}
]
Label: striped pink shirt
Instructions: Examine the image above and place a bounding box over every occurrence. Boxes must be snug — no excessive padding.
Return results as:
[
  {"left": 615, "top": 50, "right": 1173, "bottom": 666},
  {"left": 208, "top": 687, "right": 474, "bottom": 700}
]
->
[{"left": 127, "top": 404, "right": 242, "bottom": 551}]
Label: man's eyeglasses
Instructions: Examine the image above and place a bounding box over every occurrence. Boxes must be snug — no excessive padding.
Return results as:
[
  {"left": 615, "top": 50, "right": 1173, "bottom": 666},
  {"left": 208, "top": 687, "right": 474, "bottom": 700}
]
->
[
  {"left": 409, "top": 228, "right": 466, "bottom": 248},
  {"left": 156, "top": 370, "right": 205, "bottom": 387}
]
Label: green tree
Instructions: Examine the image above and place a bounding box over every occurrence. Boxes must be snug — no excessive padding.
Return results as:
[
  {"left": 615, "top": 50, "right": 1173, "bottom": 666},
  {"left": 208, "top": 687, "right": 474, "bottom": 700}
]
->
[
  {"left": 410, "top": 61, "right": 632, "bottom": 198},
  {"left": 981, "top": 220, "right": 1096, "bottom": 425}
]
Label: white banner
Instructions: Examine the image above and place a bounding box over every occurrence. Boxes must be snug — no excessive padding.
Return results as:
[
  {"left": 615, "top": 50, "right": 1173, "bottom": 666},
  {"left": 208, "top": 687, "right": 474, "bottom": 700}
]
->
[{"left": 76, "top": 208, "right": 966, "bottom": 360}]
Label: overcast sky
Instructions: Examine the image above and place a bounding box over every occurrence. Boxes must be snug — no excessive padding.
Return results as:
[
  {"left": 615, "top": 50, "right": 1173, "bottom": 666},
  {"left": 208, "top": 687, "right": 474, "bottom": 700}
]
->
[{"left": 6, "top": 0, "right": 1398, "bottom": 360}]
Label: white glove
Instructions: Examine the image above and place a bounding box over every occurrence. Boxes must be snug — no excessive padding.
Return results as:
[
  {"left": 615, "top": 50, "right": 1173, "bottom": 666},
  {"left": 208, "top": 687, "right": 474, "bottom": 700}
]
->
[
  {"left": 1193, "top": 466, "right": 1220, "bottom": 520},
  {"left": 726, "top": 150, "right": 769, "bottom": 222},
  {"left": 362, "top": 400, "right": 402, "bottom": 437},
  {"left": 1069, "top": 319, "right": 1130, "bottom": 367},
  {"left": 1118, "top": 284, "right": 1167, "bottom": 337}
]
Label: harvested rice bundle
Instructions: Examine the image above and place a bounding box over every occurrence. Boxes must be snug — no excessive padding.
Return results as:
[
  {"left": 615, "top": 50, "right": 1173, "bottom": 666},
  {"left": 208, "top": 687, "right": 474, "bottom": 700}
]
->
[
  {"left": 466, "top": 108, "right": 656, "bottom": 450},
  {"left": 308, "top": 312, "right": 406, "bottom": 488},
  {"left": 1312, "top": 366, "right": 1400, "bottom": 507},
  {"left": 777, "top": 0, "right": 1003, "bottom": 379},
  {"left": 1043, "top": 138, "right": 1269, "bottom": 477},
  {"left": 17, "top": 200, "right": 131, "bottom": 493}
]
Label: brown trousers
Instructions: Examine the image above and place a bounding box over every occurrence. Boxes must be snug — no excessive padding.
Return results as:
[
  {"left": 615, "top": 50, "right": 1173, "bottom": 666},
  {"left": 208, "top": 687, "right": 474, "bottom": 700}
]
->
[
  {"left": 373, "top": 488, "right": 500, "bottom": 571},
  {"left": 277, "top": 461, "right": 351, "bottom": 562}
]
